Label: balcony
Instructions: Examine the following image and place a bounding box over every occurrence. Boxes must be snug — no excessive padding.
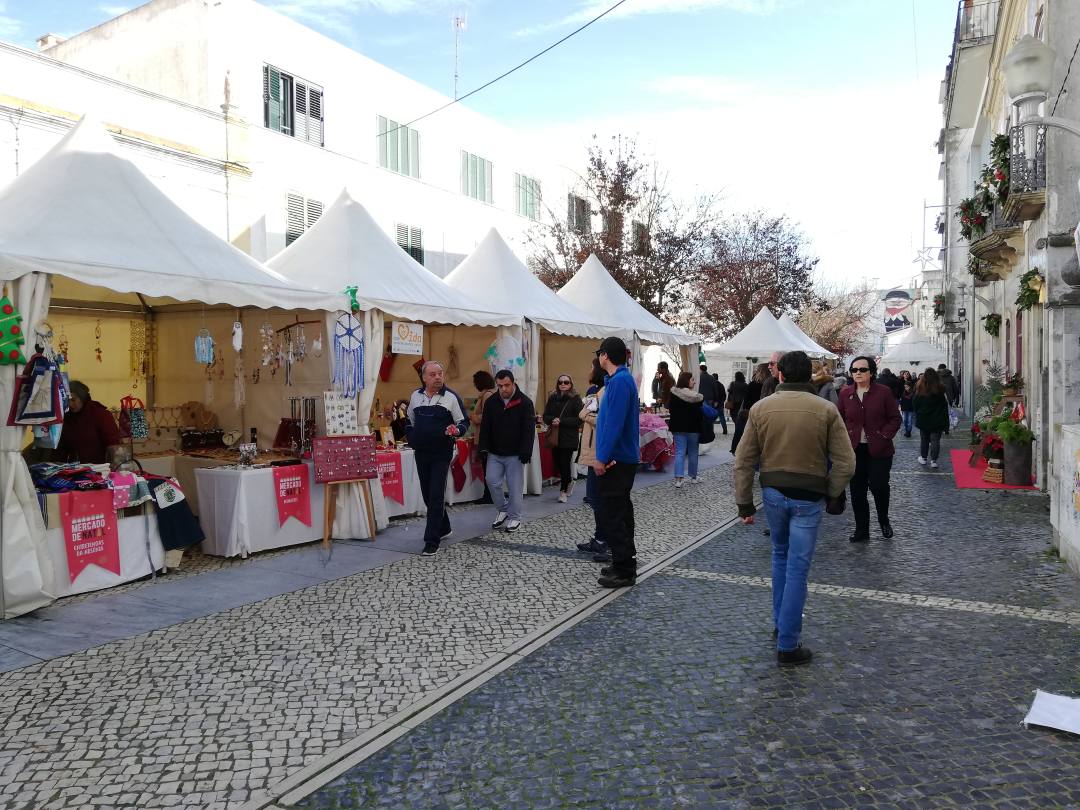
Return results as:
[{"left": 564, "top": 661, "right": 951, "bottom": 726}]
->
[
  {"left": 969, "top": 204, "right": 1022, "bottom": 275},
  {"left": 1003, "top": 123, "right": 1047, "bottom": 223},
  {"left": 945, "top": 1, "right": 999, "bottom": 128}
]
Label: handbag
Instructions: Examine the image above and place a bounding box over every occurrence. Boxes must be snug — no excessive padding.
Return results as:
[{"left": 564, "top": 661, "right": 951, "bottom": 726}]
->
[
  {"left": 702, "top": 402, "right": 718, "bottom": 420},
  {"left": 119, "top": 395, "right": 149, "bottom": 440},
  {"left": 545, "top": 399, "right": 571, "bottom": 448},
  {"left": 826, "top": 490, "right": 847, "bottom": 515}
]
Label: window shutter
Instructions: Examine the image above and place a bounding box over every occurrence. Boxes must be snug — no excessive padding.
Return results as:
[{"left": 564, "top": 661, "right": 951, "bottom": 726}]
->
[
  {"left": 306, "top": 198, "right": 323, "bottom": 229},
  {"left": 398, "top": 122, "right": 410, "bottom": 177},
  {"left": 308, "top": 87, "right": 324, "bottom": 146},
  {"left": 461, "top": 151, "right": 469, "bottom": 195},
  {"left": 264, "top": 65, "right": 283, "bottom": 132},
  {"left": 408, "top": 129, "right": 419, "bottom": 178},
  {"left": 410, "top": 227, "right": 424, "bottom": 265},
  {"left": 294, "top": 81, "right": 309, "bottom": 143},
  {"left": 485, "top": 160, "right": 493, "bottom": 204},
  {"left": 396, "top": 224, "right": 409, "bottom": 251},
  {"left": 377, "top": 116, "right": 388, "bottom": 167},
  {"left": 286, "top": 192, "right": 305, "bottom": 246},
  {"left": 388, "top": 120, "right": 400, "bottom": 173}
]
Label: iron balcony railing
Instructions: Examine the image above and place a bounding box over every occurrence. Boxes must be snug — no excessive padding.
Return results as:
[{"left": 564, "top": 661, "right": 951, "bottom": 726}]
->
[
  {"left": 1010, "top": 123, "right": 1047, "bottom": 193},
  {"left": 955, "top": 0, "right": 999, "bottom": 46}
]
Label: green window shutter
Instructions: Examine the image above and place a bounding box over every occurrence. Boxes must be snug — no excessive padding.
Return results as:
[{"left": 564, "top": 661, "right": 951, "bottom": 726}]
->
[
  {"left": 485, "top": 159, "right": 493, "bottom": 203},
  {"left": 388, "top": 120, "right": 399, "bottom": 173},
  {"left": 398, "top": 122, "right": 409, "bottom": 177},
  {"left": 409, "top": 129, "right": 419, "bottom": 178},
  {"left": 264, "top": 65, "right": 283, "bottom": 132},
  {"left": 294, "top": 81, "right": 309, "bottom": 142},
  {"left": 308, "top": 87, "right": 324, "bottom": 146}
]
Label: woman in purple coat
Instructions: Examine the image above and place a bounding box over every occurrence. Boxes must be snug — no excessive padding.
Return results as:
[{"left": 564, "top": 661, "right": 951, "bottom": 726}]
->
[{"left": 837, "top": 356, "right": 901, "bottom": 543}]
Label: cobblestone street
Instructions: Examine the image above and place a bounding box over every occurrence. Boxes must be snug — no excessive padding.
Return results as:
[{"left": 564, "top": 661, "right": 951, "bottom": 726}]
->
[
  {"left": 294, "top": 429, "right": 1080, "bottom": 810},
  {"left": 2, "top": 429, "right": 1079, "bottom": 809}
]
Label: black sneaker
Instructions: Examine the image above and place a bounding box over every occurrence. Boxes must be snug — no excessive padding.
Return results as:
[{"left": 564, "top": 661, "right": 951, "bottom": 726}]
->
[
  {"left": 421, "top": 543, "right": 439, "bottom": 557},
  {"left": 577, "top": 539, "right": 606, "bottom": 554},
  {"left": 440, "top": 529, "right": 453, "bottom": 541},
  {"left": 880, "top": 522, "right": 894, "bottom": 539},
  {"left": 849, "top": 532, "right": 869, "bottom": 543},
  {"left": 777, "top": 645, "right": 812, "bottom": 667},
  {"left": 772, "top": 626, "right": 778, "bottom": 640},
  {"left": 597, "top": 573, "right": 635, "bottom": 588},
  {"left": 592, "top": 551, "right": 612, "bottom": 563}
]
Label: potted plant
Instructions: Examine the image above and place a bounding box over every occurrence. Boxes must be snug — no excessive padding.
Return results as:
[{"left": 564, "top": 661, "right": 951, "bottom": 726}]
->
[
  {"left": 1003, "top": 372, "right": 1024, "bottom": 396},
  {"left": 996, "top": 419, "right": 1034, "bottom": 485},
  {"left": 982, "top": 313, "right": 1002, "bottom": 337},
  {"left": 956, "top": 197, "right": 989, "bottom": 240},
  {"left": 1016, "top": 268, "right": 1043, "bottom": 311}
]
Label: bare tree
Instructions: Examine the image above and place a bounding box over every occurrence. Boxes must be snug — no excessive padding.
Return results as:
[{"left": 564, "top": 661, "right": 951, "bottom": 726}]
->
[
  {"left": 796, "top": 281, "right": 878, "bottom": 357},
  {"left": 528, "top": 135, "right": 717, "bottom": 318}
]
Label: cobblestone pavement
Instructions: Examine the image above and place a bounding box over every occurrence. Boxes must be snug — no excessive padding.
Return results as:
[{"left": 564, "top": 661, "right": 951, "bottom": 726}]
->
[
  {"left": 0, "top": 458, "right": 740, "bottom": 809},
  {"left": 295, "top": 430, "right": 1080, "bottom": 810}
]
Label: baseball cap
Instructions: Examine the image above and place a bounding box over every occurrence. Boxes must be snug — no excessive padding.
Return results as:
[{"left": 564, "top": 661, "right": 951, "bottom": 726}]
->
[{"left": 596, "top": 336, "right": 628, "bottom": 364}]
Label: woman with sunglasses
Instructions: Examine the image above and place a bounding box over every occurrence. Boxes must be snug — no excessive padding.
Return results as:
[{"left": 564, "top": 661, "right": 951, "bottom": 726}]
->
[
  {"left": 836, "top": 356, "right": 901, "bottom": 542},
  {"left": 543, "top": 374, "right": 585, "bottom": 503}
]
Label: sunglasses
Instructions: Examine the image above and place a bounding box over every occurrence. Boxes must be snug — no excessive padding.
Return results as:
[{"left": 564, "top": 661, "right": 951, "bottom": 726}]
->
[
  {"left": 558, "top": 379, "right": 571, "bottom": 385},
  {"left": 850, "top": 367, "right": 870, "bottom": 374}
]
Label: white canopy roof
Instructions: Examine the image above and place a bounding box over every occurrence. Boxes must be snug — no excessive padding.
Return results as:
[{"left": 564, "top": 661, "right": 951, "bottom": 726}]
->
[
  {"left": 703, "top": 307, "right": 808, "bottom": 358},
  {"left": 443, "top": 229, "right": 623, "bottom": 339},
  {"left": 879, "top": 327, "right": 948, "bottom": 369},
  {"left": 0, "top": 116, "right": 344, "bottom": 310},
  {"left": 557, "top": 254, "right": 697, "bottom": 347},
  {"left": 776, "top": 313, "right": 838, "bottom": 359},
  {"left": 268, "top": 191, "right": 518, "bottom": 327}
]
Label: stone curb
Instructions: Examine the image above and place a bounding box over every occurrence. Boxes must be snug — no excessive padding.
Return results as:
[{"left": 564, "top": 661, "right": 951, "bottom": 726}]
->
[{"left": 240, "top": 510, "right": 746, "bottom": 810}]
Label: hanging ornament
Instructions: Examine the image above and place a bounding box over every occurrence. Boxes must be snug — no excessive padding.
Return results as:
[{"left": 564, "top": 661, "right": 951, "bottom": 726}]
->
[
  {"left": 57, "top": 325, "right": 69, "bottom": 362},
  {"left": 35, "top": 321, "right": 56, "bottom": 363},
  {"left": 204, "top": 360, "right": 215, "bottom": 405},
  {"left": 0, "top": 293, "right": 27, "bottom": 365},
  {"left": 296, "top": 324, "right": 307, "bottom": 362},
  {"left": 234, "top": 356, "right": 246, "bottom": 409},
  {"left": 94, "top": 320, "right": 103, "bottom": 363},
  {"left": 130, "top": 320, "right": 149, "bottom": 382},
  {"left": 252, "top": 367, "right": 260, "bottom": 385},
  {"left": 333, "top": 312, "right": 364, "bottom": 397},
  {"left": 260, "top": 322, "right": 275, "bottom": 367},
  {"left": 311, "top": 329, "right": 323, "bottom": 358},
  {"left": 232, "top": 320, "right": 243, "bottom": 354},
  {"left": 195, "top": 328, "right": 215, "bottom": 365},
  {"left": 447, "top": 343, "right": 460, "bottom": 380},
  {"left": 284, "top": 327, "right": 295, "bottom": 387}
]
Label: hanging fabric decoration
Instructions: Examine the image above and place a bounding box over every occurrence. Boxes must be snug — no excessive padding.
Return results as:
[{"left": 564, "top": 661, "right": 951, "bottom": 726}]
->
[
  {"left": 311, "top": 329, "right": 323, "bottom": 358},
  {"left": 94, "top": 320, "right": 103, "bottom": 363},
  {"left": 0, "top": 293, "right": 27, "bottom": 365},
  {"left": 232, "top": 320, "right": 243, "bottom": 354},
  {"left": 296, "top": 324, "right": 307, "bottom": 362},
  {"left": 379, "top": 346, "right": 395, "bottom": 382},
  {"left": 447, "top": 342, "right": 460, "bottom": 380},
  {"left": 332, "top": 312, "right": 364, "bottom": 398},
  {"left": 259, "top": 322, "right": 275, "bottom": 366},
  {"left": 130, "top": 320, "right": 152, "bottom": 386},
  {"left": 234, "top": 357, "right": 246, "bottom": 410},
  {"left": 204, "top": 361, "right": 215, "bottom": 405},
  {"left": 195, "top": 328, "right": 215, "bottom": 365},
  {"left": 34, "top": 321, "right": 56, "bottom": 363},
  {"left": 283, "top": 327, "right": 295, "bottom": 387}
]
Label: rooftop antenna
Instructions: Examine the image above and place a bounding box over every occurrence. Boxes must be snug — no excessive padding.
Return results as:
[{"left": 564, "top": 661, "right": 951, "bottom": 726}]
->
[{"left": 452, "top": 13, "right": 467, "bottom": 100}]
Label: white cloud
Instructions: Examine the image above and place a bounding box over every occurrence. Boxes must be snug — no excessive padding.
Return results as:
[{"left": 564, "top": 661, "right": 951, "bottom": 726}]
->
[
  {"left": 0, "top": 2, "right": 21, "bottom": 39},
  {"left": 519, "top": 73, "right": 943, "bottom": 290},
  {"left": 267, "top": 0, "right": 464, "bottom": 36},
  {"left": 98, "top": 5, "right": 132, "bottom": 17},
  {"left": 515, "top": 0, "right": 789, "bottom": 37}
]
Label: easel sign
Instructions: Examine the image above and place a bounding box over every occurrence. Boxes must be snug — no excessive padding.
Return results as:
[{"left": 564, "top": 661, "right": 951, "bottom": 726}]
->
[{"left": 312, "top": 435, "right": 377, "bottom": 484}]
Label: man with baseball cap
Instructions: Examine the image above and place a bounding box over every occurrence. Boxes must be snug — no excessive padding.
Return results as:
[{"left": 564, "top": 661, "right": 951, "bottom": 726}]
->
[{"left": 592, "top": 336, "right": 640, "bottom": 588}]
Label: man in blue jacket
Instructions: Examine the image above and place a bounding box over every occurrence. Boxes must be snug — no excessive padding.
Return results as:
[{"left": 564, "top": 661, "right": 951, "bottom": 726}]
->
[
  {"left": 406, "top": 360, "right": 469, "bottom": 557},
  {"left": 591, "top": 336, "right": 640, "bottom": 588}
]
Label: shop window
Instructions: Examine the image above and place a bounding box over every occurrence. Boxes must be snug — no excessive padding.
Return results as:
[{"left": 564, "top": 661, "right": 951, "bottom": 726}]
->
[
  {"left": 378, "top": 116, "right": 420, "bottom": 178},
  {"left": 461, "top": 151, "right": 493, "bottom": 203},
  {"left": 286, "top": 193, "right": 323, "bottom": 246},
  {"left": 397, "top": 224, "right": 424, "bottom": 265},
  {"left": 263, "top": 65, "right": 324, "bottom": 146}
]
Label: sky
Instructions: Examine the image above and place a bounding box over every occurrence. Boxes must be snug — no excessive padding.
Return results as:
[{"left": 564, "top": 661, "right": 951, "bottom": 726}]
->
[{"left": 8, "top": 0, "right": 958, "bottom": 291}]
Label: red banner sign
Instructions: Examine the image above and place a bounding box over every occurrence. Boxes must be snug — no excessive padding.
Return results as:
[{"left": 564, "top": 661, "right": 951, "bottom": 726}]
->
[
  {"left": 60, "top": 490, "right": 121, "bottom": 583},
  {"left": 376, "top": 451, "right": 404, "bottom": 505},
  {"left": 273, "top": 464, "right": 312, "bottom": 527}
]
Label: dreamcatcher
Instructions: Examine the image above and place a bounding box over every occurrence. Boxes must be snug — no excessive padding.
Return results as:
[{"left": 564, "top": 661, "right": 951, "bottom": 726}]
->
[
  {"left": 311, "top": 327, "right": 323, "bottom": 358},
  {"left": 333, "top": 312, "right": 364, "bottom": 398},
  {"left": 94, "top": 320, "right": 103, "bottom": 363},
  {"left": 231, "top": 320, "right": 243, "bottom": 353},
  {"left": 194, "top": 327, "right": 215, "bottom": 365}
]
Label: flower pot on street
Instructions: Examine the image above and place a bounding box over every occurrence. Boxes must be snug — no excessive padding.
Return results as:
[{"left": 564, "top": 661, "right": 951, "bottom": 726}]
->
[{"left": 1003, "top": 439, "right": 1032, "bottom": 485}]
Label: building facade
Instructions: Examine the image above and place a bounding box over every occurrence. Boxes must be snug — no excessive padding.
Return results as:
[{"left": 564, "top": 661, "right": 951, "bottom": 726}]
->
[{"left": 930, "top": 0, "right": 1080, "bottom": 571}]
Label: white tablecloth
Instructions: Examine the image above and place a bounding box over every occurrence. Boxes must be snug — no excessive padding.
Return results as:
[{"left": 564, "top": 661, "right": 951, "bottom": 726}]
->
[
  {"left": 195, "top": 462, "right": 326, "bottom": 557},
  {"left": 138, "top": 454, "right": 229, "bottom": 515},
  {"left": 45, "top": 508, "right": 165, "bottom": 598}
]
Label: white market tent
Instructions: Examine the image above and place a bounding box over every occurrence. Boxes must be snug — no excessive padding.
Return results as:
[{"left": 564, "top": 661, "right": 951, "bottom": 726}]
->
[
  {"left": 443, "top": 229, "right": 628, "bottom": 400},
  {"left": 0, "top": 116, "right": 349, "bottom": 620},
  {"left": 703, "top": 307, "right": 808, "bottom": 360},
  {"left": 879, "top": 327, "right": 948, "bottom": 370},
  {"left": 776, "top": 313, "right": 838, "bottom": 360}
]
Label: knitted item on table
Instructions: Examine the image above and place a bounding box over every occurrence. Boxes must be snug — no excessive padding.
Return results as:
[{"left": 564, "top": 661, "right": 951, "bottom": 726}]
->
[{"left": 0, "top": 294, "right": 27, "bottom": 365}]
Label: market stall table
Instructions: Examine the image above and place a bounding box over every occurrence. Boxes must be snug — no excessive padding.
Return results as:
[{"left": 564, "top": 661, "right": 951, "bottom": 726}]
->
[
  {"left": 195, "top": 462, "right": 326, "bottom": 557},
  {"left": 138, "top": 454, "right": 230, "bottom": 516}
]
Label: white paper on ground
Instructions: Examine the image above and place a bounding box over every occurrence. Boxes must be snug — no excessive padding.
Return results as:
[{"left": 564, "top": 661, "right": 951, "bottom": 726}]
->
[{"left": 1024, "top": 690, "right": 1080, "bottom": 735}]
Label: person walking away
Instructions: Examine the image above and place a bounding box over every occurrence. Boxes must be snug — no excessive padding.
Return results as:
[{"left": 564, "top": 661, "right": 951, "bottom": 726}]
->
[
  {"left": 837, "top": 356, "right": 901, "bottom": 543},
  {"left": 938, "top": 364, "right": 959, "bottom": 407},
  {"left": 698, "top": 364, "right": 717, "bottom": 415},
  {"left": 878, "top": 368, "right": 902, "bottom": 401},
  {"left": 668, "top": 371, "right": 704, "bottom": 487},
  {"left": 760, "top": 351, "right": 784, "bottom": 398},
  {"left": 478, "top": 369, "right": 535, "bottom": 533},
  {"left": 591, "top": 337, "right": 640, "bottom": 588},
  {"left": 726, "top": 371, "right": 747, "bottom": 428},
  {"left": 576, "top": 359, "right": 608, "bottom": 556},
  {"left": 730, "top": 363, "right": 768, "bottom": 454},
  {"left": 713, "top": 373, "right": 728, "bottom": 434},
  {"left": 913, "top": 368, "right": 949, "bottom": 469},
  {"left": 734, "top": 351, "right": 856, "bottom": 667},
  {"left": 406, "top": 361, "right": 469, "bottom": 556},
  {"left": 469, "top": 370, "right": 498, "bottom": 503},
  {"left": 899, "top": 379, "right": 915, "bottom": 438},
  {"left": 543, "top": 374, "right": 584, "bottom": 503}
]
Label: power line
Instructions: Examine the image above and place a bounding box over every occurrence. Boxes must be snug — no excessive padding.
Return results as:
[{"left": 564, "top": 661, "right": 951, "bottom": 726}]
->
[
  {"left": 385, "top": 0, "right": 631, "bottom": 138},
  {"left": 1051, "top": 34, "right": 1080, "bottom": 116},
  {"left": 910, "top": 0, "right": 920, "bottom": 82}
]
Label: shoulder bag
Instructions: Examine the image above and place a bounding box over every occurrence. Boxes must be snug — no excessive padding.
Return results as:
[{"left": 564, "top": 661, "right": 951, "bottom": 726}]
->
[{"left": 546, "top": 399, "right": 570, "bottom": 448}]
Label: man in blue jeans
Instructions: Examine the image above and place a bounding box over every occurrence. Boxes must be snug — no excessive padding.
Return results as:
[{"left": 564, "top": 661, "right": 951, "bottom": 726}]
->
[
  {"left": 733, "top": 351, "right": 856, "bottom": 667},
  {"left": 477, "top": 369, "right": 535, "bottom": 534}
]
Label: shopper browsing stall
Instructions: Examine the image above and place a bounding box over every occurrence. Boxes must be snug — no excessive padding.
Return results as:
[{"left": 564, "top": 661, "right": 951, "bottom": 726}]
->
[{"left": 57, "top": 380, "right": 122, "bottom": 464}]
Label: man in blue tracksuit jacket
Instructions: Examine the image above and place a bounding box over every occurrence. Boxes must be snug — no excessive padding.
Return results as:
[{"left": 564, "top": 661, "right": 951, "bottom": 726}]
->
[
  {"left": 406, "top": 360, "right": 469, "bottom": 557},
  {"left": 591, "top": 336, "right": 640, "bottom": 588}
]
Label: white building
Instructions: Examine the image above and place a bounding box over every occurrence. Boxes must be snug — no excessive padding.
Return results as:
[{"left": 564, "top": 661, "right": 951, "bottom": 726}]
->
[{"left": 4, "top": 0, "right": 570, "bottom": 274}]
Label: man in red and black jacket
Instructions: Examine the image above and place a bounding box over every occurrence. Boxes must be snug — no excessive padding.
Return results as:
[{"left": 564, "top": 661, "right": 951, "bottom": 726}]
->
[{"left": 478, "top": 369, "right": 535, "bottom": 534}]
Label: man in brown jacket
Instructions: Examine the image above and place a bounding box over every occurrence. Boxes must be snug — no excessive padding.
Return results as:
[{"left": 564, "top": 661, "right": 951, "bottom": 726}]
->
[{"left": 734, "top": 351, "right": 856, "bottom": 667}]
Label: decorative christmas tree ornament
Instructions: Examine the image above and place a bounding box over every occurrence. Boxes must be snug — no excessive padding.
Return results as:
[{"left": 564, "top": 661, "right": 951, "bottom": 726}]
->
[
  {"left": 333, "top": 312, "right": 364, "bottom": 397},
  {"left": 194, "top": 328, "right": 215, "bottom": 365},
  {"left": 231, "top": 320, "right": 243, "bottom": 353},
  {"left": 0, "top": 292, "right": 27, "bottom": 365}
]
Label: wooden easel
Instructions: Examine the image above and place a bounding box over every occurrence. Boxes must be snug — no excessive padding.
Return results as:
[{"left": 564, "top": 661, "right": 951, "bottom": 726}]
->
[{"left": 322, "top": 478, "right": 378, "bottom": 550}]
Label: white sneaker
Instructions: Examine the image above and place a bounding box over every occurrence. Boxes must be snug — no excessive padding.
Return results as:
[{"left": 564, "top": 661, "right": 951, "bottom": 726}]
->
[
  {"left": 567, "top": 478, "right": 576, "bottom": 496},
  {"left": 674, "top": 478, "right": 683, "bottom": 488},
  {"left": 689, "top": 478, "right": 700, "bottom": 485},
  {"left": 930, "top": 460, "right": 939, "bottom": 469},
  {"left": 491, "top": 511, "right": 508, "bottom": 529},
  {"left": 505, "top": 519, "right": 521, "bottom": 533},
  {"left": 917, "top": 456, "right": 926, "bottom": 465},
  {"left": 558, "top": 492, "right": 568, "bottom": 503}
]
